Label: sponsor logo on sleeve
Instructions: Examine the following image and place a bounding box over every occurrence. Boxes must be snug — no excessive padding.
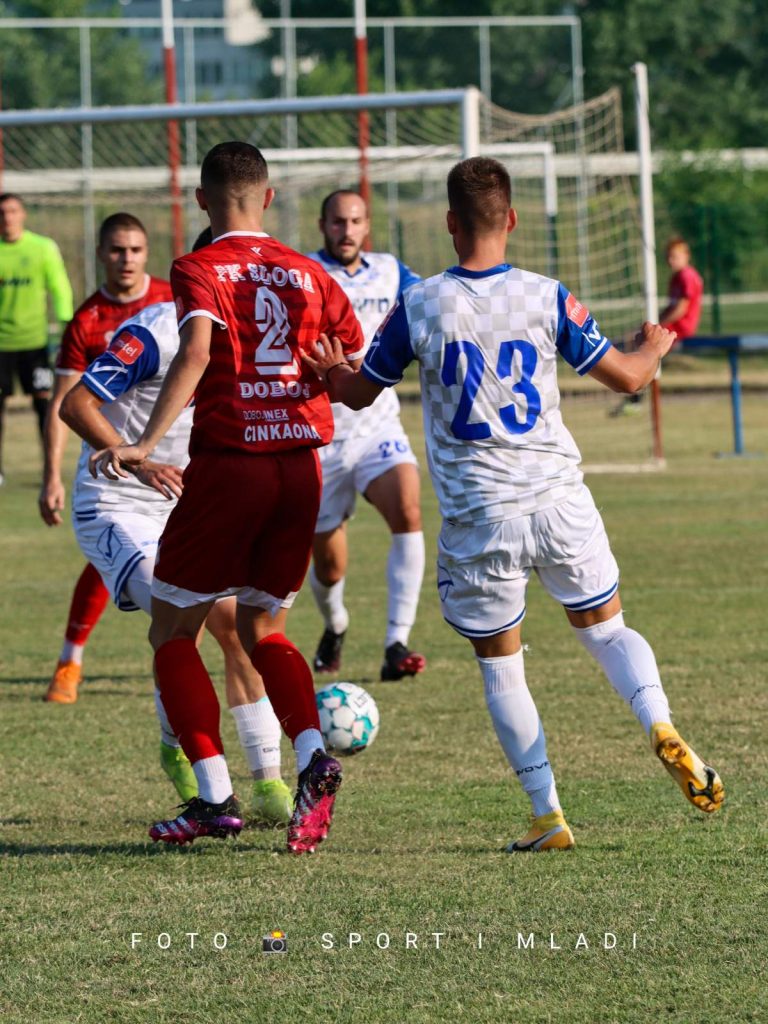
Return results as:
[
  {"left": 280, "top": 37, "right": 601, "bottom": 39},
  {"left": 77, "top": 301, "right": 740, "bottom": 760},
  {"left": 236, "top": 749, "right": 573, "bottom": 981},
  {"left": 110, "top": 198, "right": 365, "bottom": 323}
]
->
[
  {"left": 109, "top": 331, "right": 144, "bottom": 365},
  {"left": 565, "top": 292, "right": 589, "bottom": 328},
  {"left": 175, "top": 296, "right": 184, "bottom": 319}
]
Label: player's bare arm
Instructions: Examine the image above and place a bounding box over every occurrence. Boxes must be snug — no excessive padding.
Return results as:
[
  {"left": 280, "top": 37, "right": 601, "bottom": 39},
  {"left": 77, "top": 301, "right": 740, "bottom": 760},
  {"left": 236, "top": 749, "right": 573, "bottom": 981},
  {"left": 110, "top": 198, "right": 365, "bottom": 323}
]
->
[
  {"left": 64, "top": 382, "right": 184, "bottom": 499},
  {"left": 303, "top": 333, "right": 382, "bottom": 410},
  {"left": 90, "top": 316, "right": 211, "bottom": 481},
  {"left": 659, "top": 297, "right": 690, "bottom": 324},
  {"left": 588, "top": 322, "right": 677, "bottom": 393},
  {"left": 38, "top": 371, "right": 82, "bottom": 526}
]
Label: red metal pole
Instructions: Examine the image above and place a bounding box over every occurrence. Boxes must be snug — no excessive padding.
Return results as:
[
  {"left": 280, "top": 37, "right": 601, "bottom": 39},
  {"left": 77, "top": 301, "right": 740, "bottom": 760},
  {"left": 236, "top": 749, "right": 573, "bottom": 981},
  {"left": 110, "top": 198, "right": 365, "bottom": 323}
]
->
[{"left": 162, "top": 0, "right": 184, "bottom": 258}]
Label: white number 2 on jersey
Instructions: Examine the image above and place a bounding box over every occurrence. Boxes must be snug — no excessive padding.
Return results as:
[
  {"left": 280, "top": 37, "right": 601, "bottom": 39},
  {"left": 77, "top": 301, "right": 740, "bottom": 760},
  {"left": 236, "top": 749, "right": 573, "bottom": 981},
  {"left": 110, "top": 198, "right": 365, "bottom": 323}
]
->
[{"left": 254, "top": 286, "right": 299, "bottom": 377}]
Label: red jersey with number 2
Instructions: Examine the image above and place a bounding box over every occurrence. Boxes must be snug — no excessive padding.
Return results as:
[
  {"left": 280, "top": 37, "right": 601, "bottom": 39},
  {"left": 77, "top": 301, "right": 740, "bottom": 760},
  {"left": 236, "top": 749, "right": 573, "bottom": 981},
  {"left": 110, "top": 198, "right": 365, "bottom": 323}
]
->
[{"left": 171, "top": 232, "right": 363, "bottom": 455}]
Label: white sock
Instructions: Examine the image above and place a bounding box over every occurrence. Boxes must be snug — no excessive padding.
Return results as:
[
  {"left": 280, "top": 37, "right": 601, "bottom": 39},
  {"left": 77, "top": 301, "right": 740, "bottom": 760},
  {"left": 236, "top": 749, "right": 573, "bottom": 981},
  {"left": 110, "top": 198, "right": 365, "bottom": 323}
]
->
[
  {"left": 478, "top": 651, "right": 561, "bottom": 816},
  {"left": 60, "top": 640, "right": 85, "bottom": 665},
  {"left": 294, "top": 728, "right": 325, "bottom": 775},
  {"left": 192, "top": 755, "right": 233, "bottom": 804},
  {"left": 154, "top": 688, "right": 180, "bottom": 748},
  {"left": 230, "top": 698, "right": 282, "bottom": 780},
  {"left": 572, "top": 611, "right": 672, "bottom": 735},
  {"left": 309, "top": 564, "right": 349, "bottom": 635},
  {"left": 385, "top": 531, "right": 425, "bottom": 648}
]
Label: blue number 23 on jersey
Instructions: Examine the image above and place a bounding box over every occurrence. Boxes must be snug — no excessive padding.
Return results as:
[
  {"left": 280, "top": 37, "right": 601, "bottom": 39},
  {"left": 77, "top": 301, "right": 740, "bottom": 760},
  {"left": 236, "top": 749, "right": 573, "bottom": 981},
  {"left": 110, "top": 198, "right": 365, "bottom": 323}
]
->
[{"left": 440, "top": 339, "right": 541, "bottom": 440}]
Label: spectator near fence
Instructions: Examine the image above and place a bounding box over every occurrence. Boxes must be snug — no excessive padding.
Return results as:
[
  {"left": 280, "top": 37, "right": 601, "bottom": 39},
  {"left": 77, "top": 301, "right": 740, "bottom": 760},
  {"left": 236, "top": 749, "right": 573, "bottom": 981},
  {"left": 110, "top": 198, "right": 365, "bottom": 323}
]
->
[{"left": 659, "top": 236, "right": 704, "bottom": 345}]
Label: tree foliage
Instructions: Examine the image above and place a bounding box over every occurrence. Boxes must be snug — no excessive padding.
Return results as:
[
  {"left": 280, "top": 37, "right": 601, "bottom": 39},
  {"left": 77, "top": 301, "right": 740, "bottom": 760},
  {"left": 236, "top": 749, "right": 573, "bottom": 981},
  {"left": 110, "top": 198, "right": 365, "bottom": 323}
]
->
[
  {"left": 257, "top": 0, "right": 768, "bottom": 150},
  {"left": 0, "top": 0, "right": 162, "bottom": 109}
]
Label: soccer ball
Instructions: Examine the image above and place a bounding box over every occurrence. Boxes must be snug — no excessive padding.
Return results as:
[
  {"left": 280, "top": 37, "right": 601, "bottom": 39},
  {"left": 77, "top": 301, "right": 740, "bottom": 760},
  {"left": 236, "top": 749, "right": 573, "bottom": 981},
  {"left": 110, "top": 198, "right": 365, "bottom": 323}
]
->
[{"left": 315, "top": 682, "right": 380, "bottom": 756}]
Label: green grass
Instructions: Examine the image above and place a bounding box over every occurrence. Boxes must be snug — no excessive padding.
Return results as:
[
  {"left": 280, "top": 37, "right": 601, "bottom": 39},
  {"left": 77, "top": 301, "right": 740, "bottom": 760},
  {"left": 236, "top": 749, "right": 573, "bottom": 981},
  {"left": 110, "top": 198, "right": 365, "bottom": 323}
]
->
[{"left": 1, "top": 394, "right": 766, "bottom": 1023}]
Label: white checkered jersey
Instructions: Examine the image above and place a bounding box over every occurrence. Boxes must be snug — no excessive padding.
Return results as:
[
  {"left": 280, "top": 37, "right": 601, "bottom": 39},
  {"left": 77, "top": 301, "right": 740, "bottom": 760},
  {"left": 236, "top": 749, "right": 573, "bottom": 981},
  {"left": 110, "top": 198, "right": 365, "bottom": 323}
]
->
[
  {"left": 72, "top": 302, "right": 193, "bottom": 515},
  {"left": 307, "top": 249, "right": 420, "bottom": 439},
  {"left": 362, "top": 263, "right": 613, "bottom": 525}
]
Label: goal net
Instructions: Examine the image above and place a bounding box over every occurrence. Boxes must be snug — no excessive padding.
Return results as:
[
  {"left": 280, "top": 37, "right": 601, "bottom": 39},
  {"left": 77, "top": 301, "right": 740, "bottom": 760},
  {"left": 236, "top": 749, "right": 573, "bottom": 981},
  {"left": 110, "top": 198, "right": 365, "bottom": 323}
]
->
[{"left": 0, "top": 86, "right": 655, "bottom": 465}]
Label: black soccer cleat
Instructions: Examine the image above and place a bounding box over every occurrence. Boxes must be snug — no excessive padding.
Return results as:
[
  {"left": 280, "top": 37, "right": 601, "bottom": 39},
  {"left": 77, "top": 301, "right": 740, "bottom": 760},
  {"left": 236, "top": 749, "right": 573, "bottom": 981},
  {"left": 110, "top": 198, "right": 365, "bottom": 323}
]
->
[
  {"left": 313, "top": 628, "right": 346, "bottom": 675},
  {"left": 380, "top": 641, "right": 427, "bottom": 682},
  {"left": 149, "top": 794, "right": 243, "bottom": 845}
]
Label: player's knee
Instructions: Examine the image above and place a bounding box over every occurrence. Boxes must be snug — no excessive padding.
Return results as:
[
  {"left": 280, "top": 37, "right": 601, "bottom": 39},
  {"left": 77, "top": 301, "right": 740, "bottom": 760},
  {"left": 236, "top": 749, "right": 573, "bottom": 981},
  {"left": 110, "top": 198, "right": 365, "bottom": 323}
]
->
[
  {"left": 313, "top": 550, "right": 344, "bottom": 585},
  {"left": 571, "top": 610, "right": 625, "bottom": 652},
  {"left": 393, "top": 500, "right": 422, "bottom": 533}
]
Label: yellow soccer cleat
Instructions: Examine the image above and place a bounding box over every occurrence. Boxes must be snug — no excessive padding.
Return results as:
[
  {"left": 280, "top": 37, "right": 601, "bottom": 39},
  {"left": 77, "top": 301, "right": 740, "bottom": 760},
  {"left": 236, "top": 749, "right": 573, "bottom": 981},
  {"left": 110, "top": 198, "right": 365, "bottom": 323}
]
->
[
  {"left": 651, "top": 722, "right": 724, "bottom": 814},
  {"left": 43, "top": 660, "right": 82, "bottom": 704},
  {"left": 506, "top": 810, "right": 575, "bottom": 853}
]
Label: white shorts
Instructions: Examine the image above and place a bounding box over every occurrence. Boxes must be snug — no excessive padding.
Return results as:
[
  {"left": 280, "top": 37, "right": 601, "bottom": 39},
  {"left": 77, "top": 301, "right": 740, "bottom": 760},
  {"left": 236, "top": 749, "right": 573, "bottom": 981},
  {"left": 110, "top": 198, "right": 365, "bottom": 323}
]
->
[
  {"left": 150, "top": 578, "right": 297, "bottom": 619},
  {"left": 316, "top": 419, "right": 418, "bottom": 534},
  {"left": 73, "top": 506, "right": 168, "bottom": 612},
  {"left": 436, "top": 486, "right": 619, "bottom": 639}
]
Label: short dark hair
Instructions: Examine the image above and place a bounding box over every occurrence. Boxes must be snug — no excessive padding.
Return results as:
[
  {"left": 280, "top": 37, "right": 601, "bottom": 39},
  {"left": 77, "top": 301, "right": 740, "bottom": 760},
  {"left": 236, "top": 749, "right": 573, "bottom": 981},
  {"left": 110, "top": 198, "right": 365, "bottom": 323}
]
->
[
  {"left": 320, "top": 189, "right": 367, "bottom": 221},
  {"left": 192, "top": 227, "right": 213, "bottom": 251},
  {"left": 447, "top": 157, "right": 511, "bottom": 236},
  {"left": 98, "top": 212, "right": 147, "bottom": 248},
  {"left": 0, "top": 192, "right": 24, "bottom": 207},
  {"left": 201, "top": 141, "right": 269, "bottom": 196}
]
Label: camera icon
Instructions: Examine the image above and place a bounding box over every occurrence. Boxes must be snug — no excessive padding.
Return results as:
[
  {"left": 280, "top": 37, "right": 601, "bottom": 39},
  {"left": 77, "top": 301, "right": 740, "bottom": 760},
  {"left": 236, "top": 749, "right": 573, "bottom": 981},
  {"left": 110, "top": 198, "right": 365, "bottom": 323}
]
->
[{"left": 262, "top": 930, "right": 287, "bottom": 953}]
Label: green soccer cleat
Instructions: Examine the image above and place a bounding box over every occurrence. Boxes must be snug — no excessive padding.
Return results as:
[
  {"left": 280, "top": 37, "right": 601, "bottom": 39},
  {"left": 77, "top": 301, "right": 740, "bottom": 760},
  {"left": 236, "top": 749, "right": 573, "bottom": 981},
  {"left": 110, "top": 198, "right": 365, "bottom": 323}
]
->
[
  {"left": 159, "top": 741, "right": 198, "bottom": 802},
  {"left": 252, "top": 778, "right": 293, "bottom": 827}
]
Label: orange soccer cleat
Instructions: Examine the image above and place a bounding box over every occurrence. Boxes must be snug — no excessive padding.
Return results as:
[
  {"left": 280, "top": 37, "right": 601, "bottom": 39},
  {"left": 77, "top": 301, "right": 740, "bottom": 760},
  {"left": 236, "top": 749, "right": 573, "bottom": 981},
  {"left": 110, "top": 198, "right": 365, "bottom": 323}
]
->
[{"left": 43, "top": 660, "right": 82, "bottom": 704}]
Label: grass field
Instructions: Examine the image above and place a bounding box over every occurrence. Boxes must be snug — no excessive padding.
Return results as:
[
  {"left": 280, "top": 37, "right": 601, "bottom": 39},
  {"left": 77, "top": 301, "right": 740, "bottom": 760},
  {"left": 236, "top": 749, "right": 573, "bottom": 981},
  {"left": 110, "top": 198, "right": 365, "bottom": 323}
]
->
[{"left": 1, "top": 390, "right": 766, "bottom": 1024}]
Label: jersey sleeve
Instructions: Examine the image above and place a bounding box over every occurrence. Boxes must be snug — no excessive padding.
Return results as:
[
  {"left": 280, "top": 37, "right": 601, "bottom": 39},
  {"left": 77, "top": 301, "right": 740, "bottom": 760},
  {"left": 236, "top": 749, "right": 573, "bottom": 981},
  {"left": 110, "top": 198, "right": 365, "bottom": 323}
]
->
[
  {"left": 44, "top": 239, "right": 74, "bottom": 323},
  {"left": 361, "top": 299, "right": 414, "bottom": 386},
  {"left": 55, "top": 317, "right": 90, "bottom": 375},
  {"left": 321, "top": 277, "right": 365, "bottom": 361},
  {"left": 397, "top": 260, "right": 421, "bottom": 296},
  {"left": 81, "top": 323, "right": 161, "bottom": 403},
  {"left": 171, "top": 257, "right": 225, "bottom": 330},
  {"left": 555, "top": 283, "right": 613, "bottom": 375}
]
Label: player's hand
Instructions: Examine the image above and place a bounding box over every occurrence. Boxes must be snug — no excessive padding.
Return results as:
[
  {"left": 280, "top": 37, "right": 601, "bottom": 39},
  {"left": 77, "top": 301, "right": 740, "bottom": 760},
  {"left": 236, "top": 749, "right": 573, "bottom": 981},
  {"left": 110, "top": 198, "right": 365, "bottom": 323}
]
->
[
  {"left": 636, "top": 321, "right": 677, "bottom": 359},
  {"left": 134, "top": 461, "right": 184, "bottom": 500},
  {"left": 38, "top": 478, "right": 65, "bottom": 527},
  {"left": 302, "top": 333, "right": 349, "bottom": 384},
  {"left": 89, "top": 443, "right": 148, "bottom": 481}
]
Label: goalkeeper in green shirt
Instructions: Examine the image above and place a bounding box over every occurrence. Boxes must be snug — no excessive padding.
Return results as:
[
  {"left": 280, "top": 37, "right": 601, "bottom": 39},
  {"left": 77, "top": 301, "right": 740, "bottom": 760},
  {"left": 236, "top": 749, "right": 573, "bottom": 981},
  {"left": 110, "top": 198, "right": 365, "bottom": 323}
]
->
[{"left": 0, "top": 193, "right": 74, "bottom": 484}]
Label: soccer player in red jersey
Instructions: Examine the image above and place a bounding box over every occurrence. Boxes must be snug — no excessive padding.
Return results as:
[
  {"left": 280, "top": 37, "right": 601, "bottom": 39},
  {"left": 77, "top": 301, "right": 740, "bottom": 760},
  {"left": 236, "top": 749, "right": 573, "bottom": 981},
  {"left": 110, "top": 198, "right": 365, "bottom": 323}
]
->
[
  {"left": 39, "top": 213, "right": 172, "bottom": 703},
  {"left": 92, "top": 142, "right": 364, "bottom": 853}
]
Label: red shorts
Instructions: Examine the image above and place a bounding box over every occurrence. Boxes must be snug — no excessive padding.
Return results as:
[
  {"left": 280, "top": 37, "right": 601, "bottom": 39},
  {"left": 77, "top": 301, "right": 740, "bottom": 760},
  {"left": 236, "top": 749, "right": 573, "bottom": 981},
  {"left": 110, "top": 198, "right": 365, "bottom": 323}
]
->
[{"left": 153, "top": 447, "right": 321, "bottom": 610}]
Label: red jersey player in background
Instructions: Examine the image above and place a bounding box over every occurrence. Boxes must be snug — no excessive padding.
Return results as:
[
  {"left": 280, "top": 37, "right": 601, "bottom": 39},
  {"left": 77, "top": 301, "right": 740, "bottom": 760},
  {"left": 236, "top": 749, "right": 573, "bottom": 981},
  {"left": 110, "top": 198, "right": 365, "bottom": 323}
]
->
[
  {"left": 659, "top": 236, "right": 703, "bottom": 344},
  {"left": 39, "top": 213, "right": 171, "bottom": 703},
  {"left": 92, "top": 142, "right": 363, "bottom": 854}
]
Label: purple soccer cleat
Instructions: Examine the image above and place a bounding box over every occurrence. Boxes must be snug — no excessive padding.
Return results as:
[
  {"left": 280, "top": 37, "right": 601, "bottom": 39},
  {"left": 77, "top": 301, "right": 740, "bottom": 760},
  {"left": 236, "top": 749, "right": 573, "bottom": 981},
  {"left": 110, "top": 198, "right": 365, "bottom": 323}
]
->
[
  {"left": 287, "top": 749, "right": 343, "bottom": 854},
  {"left": 149, "top": 795, "right": 243, "bottom": 846}
]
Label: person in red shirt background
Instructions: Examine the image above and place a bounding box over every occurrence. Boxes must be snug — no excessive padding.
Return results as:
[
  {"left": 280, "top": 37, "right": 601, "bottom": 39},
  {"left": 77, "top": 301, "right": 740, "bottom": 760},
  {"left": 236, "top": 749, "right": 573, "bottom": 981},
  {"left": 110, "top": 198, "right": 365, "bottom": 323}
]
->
[
  {"left": 39, "top": 212, "right": 172, "bottom": 703},
  {"left": 91, "top": 142, "right": 364, "bottom": 855},
  {"left": 614, "top": 236, "right": 702, "bottom": 414},
  {"left": 660, "top": 236, "right": 703, "bottom": 344}
]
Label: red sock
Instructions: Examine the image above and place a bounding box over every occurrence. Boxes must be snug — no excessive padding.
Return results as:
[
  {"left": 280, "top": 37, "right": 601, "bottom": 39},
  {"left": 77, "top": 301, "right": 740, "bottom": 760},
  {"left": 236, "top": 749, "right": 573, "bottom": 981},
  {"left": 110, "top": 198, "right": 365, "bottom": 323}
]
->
[
  {"left": 250, "top": 633, "right": 320, "bottom": 742},
  {"left": 154, "top": 638, "right": 223, "bottom": 763},
  {"left": 65, "top": 563, "right": 109, "bottom": 646}
]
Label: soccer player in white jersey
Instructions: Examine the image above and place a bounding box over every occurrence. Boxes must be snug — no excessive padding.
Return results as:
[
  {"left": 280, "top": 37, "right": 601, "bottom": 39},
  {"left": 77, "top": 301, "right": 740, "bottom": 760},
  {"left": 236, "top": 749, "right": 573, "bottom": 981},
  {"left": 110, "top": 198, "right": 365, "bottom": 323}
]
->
[
  {"left": 307, "top": 191, "right": 426, "bottom": 681},
  {"left": 60, "top": 291, "right": 294, "bottom": 826},
  {"left": 305, "top": 157, "right": 724, "bottom": 851}
]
